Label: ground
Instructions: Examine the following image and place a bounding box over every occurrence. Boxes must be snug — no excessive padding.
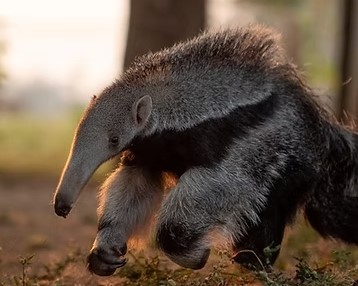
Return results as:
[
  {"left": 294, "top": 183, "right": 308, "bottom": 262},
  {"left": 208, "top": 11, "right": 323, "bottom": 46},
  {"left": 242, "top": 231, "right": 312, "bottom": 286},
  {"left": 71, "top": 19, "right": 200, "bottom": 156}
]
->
[
  {"left": 1, "top": 113, "right": 358, "bottom": 285},
  {"left": 1, "top": 179, "right": 358, "bottom": 286}
]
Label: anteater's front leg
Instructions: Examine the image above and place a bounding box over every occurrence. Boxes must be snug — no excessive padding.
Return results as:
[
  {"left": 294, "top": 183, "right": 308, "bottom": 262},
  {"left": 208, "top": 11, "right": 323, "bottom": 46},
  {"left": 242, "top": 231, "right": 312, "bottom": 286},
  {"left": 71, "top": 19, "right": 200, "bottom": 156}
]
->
[
  {"left": 87, "top": 165, "right": 164, "bottom": 276},
  {"left": 155, "top": 165, "right": 267, "bottom": 269}
]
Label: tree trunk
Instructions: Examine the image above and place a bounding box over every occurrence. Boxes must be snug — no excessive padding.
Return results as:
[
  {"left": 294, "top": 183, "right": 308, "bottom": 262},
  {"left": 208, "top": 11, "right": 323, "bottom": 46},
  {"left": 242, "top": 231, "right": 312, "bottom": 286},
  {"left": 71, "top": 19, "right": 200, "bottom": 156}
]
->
[
  {"left": 338, "top": 0, "right": 358, "bottom": 123},
  {"left": 124, "top": 0, "right": 206, "bottom": 70}
]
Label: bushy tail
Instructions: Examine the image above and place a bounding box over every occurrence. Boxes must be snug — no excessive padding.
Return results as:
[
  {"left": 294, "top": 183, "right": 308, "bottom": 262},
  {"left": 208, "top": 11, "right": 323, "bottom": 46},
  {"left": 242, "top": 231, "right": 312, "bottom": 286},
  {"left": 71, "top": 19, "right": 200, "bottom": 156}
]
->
[{"left": 305, "top": 128, "right": 358, "bottom": 244}]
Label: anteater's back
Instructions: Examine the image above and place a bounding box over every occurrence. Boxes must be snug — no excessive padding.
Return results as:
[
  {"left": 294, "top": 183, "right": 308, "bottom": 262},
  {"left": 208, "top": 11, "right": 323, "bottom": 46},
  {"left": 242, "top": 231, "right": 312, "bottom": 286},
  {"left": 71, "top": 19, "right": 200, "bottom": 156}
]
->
[{"left": 123, "top": 26, "right": 358, "bottom": 252}]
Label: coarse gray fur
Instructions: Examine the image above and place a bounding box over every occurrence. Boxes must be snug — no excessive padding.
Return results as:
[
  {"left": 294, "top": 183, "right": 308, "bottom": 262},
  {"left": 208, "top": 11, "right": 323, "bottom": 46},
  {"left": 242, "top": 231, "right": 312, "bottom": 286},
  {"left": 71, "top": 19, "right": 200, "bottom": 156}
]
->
[{"left": 53, "top": 25, "right": 358, "bottom": 276}]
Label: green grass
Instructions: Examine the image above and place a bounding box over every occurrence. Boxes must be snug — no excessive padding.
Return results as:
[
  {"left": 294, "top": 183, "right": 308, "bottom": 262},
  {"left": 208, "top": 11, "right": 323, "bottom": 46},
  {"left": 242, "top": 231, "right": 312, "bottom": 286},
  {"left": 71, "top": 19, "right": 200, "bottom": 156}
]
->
[
  {"left": 0, "top": 112, "right": 77, "bottom": 180},
  {"left": 2, "top": 249, "right": 358, "bottom": 286},
  {"left": 0, "top": 110, "right": 114, "bottom": 182}
]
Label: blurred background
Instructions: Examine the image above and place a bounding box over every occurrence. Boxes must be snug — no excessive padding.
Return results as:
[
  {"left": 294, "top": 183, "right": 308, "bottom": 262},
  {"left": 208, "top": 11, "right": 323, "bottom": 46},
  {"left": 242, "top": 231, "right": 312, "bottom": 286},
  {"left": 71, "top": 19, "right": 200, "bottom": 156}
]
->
[{"left": 0, "top": 0, "right": 357, "bottom": 284}]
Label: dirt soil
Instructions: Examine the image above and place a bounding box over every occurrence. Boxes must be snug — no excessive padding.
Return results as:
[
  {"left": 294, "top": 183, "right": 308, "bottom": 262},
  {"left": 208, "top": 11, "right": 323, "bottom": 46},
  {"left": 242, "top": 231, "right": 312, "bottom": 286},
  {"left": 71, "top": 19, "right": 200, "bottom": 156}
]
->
[
  {"left": 0, "top": 179, "right": 352, "bottom": 286},
  {"left": 0, "top": 179, "right": 236, "bottom": 286},
  {"left": 0, "top": 179, "right": 129, "bottom": 285}
]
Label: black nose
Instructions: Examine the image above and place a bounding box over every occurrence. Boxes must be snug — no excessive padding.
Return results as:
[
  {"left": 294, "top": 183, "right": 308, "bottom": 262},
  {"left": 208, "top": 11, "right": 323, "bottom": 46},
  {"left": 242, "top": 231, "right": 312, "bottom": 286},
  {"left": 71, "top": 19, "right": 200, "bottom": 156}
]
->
[{"left": 54, "top": 196, "right": 72, "bottom": 218}]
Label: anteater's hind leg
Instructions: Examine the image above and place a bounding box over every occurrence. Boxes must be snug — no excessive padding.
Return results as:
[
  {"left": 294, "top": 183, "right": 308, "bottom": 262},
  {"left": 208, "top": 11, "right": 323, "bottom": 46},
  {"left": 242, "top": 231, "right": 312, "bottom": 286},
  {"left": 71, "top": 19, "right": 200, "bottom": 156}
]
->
[{"left": 233, "top": 201, "right": 286, "bottom": 271}]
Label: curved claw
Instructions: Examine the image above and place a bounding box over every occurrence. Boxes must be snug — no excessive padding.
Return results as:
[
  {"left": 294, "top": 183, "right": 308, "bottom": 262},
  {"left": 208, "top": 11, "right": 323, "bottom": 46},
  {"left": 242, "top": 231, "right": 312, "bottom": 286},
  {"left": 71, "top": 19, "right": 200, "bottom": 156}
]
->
[{"left": 87, "top": 247, "right": 127, "bottom": 276}]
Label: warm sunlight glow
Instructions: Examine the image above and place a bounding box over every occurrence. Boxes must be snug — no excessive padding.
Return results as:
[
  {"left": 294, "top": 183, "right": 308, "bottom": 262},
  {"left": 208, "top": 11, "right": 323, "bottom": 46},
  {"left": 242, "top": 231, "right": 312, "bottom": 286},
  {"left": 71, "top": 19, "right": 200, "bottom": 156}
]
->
[{"left": 0, "top": 0, "right": 129, "bottom": 100}]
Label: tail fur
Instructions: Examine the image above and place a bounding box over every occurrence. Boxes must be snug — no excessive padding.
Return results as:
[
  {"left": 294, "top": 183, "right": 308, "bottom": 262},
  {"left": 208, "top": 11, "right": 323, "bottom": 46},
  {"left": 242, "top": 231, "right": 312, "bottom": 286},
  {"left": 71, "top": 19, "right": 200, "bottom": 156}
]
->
[{"left": 305, "top": 126, "right": 358, "bottom": 244}]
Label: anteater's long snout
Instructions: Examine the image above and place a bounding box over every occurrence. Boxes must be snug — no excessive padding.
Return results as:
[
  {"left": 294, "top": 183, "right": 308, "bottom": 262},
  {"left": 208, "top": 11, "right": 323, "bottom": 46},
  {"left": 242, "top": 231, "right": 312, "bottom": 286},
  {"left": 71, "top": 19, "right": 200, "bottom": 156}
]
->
[{"left": 53, "top": 151, "right": 98, "bottom": 218}]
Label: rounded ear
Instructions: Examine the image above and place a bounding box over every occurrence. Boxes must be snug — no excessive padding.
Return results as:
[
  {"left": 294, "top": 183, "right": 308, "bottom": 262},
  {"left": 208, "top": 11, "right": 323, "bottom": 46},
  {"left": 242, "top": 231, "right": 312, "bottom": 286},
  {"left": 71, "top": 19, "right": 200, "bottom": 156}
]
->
[{"left": 132, "top": 95, "right": 152, "bottom": 127}]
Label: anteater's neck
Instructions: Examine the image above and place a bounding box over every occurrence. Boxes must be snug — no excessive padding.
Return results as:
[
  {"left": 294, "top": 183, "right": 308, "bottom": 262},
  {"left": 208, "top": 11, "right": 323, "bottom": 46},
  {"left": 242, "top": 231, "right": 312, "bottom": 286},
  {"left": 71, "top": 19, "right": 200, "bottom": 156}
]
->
[{"left": 141, "top": 70, "right": 276, "bottom": 135}]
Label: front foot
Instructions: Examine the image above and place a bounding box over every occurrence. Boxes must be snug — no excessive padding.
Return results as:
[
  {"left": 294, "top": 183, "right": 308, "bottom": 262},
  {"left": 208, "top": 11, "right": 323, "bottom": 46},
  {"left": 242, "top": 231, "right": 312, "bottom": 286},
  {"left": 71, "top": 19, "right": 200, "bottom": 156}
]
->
[
  {"left": 232, "top": 244, "right": 280, "bottom": 272},
  {"left": 156, "top": 223, "right": 211, "bottom": 269},
  {"left": 87, "top": 244, "right": 127, "bottom": 276},
  {"left": 233, "top": 250, "right": 267, "bottom": 271},
  {"left": 167, "top": 248, "right": 211, "bottom": 270}
]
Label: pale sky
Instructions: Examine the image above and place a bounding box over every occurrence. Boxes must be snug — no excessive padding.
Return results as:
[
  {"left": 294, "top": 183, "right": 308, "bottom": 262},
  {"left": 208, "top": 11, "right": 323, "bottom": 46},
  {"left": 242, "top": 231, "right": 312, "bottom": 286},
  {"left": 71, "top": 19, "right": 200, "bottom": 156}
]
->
[
  {"left": 0, "top": 0, "right": 129, "bottom": 101},
  {"left": 0, "top": 0, "right": 255, "bottom": 105}
]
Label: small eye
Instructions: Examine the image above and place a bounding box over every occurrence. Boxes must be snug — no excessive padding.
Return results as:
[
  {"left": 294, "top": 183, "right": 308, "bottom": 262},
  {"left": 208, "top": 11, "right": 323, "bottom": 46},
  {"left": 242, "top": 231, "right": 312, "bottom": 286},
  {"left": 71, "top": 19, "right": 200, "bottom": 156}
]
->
[{"left": 109, "top": 136, "right": 119, "bottom": 146}]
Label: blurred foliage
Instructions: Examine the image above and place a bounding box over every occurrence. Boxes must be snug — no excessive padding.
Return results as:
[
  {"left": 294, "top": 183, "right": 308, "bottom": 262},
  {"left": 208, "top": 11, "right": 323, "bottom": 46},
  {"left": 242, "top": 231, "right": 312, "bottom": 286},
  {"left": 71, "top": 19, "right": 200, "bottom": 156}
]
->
[
  {"left": 0, "top": 109, "right": 114, "bottom": 182},
  {"left": 0, "top": 111, "right": 77, "bottom": 181},
  {"left": 0, "top": 19, "right": 5, "bottom": 86},
  {"left": 242, "top": 0, "right": 302, "bottom": 7},
  {"left": 0, "top": 37, "right": 5, "bottom": 85},
  {"left": 239, "top": 0, "right": 340, "bottom": 112}
]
